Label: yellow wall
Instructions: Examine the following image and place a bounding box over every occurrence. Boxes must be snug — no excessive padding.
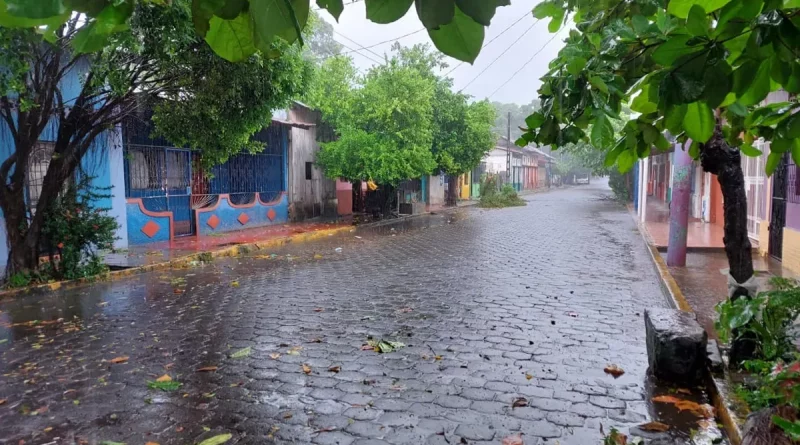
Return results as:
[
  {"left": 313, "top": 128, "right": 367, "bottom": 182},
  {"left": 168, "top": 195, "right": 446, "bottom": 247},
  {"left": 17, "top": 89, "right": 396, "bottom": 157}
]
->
[
  {"left": 781, "top": 227, "right": 800, "bottom": 274},
  {"left": 758, "top": 219, "right": 770, "bottom": 257},
  {"left": 459, "top": 172, "right": 471, "bottom": 199}
]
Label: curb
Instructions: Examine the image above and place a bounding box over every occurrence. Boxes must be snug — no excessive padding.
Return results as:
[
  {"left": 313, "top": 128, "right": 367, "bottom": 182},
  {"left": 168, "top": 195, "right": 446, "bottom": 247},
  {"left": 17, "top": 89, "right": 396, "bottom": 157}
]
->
[
  {"left": 0, "top": 225, "right": 354, "bottom": 300},
  {"left": 630, "top": 208, "right": 745, "bottom": 445}
]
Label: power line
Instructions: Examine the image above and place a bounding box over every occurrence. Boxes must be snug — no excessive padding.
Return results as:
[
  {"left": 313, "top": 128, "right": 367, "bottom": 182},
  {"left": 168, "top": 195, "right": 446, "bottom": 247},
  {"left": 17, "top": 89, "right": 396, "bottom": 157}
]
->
[
  {"left": 334, "top": 40, "right": 384, "bottom": 65},
  {"left": 342, "top": 28, "right": 425, "bottom": 54},
  {"left": 334, "top": 30, "right": 385, "bottom": 62},
  {"left": 487, "top": 25, "right": 568, "bottom": 99},
  {"left": 456, "top": 19, "right": 540, "bottom": 93},
  {"left": 443, "top": 10, "right": 533, "bottom": 77}
]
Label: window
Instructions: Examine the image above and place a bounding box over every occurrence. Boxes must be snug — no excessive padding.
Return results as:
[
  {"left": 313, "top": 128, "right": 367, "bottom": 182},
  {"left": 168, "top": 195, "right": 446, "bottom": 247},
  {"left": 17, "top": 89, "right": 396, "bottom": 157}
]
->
[
  {"left": 305, "top": 162, "right": 313, "bottom": 180},
  {"left": 25, "top": 141, "right": 55, "bottom": 216}
]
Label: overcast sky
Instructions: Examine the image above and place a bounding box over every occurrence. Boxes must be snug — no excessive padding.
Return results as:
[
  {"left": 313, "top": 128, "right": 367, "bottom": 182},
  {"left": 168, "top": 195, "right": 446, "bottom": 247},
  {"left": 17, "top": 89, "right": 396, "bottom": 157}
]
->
[{"left": 317, "top": 1, "right": 567, "bottom": 106}]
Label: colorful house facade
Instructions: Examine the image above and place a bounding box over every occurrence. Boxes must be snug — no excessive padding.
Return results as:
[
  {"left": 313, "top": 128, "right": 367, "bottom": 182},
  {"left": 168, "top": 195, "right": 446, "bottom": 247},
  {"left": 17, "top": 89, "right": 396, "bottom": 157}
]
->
[{"left": 122, "top": 109, "right": 291, "bottom": 245}]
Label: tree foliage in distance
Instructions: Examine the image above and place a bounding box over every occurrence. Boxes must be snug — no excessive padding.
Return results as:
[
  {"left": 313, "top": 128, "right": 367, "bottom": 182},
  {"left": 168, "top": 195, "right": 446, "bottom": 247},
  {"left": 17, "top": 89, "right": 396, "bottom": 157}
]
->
[
  {"left": 308, "top": 54, "right": 437, "bottom": 184},
  {"left": 519, "top": 0, "right": 800, "bottom": 174},
  {"left": 0, "top": 0, "right": 309, "bottom": 274},
  {"left": 393, "top": 44, "right": 496, "bottom": 176},
  {"left": 491, "top": 100, "right": 541, "bottom": 140},
  {"left": 3, "top": 0, "right": 511, "bottom": 63},
  {"left": 305, "top": 11, "right": 343, "bottom": 62}
]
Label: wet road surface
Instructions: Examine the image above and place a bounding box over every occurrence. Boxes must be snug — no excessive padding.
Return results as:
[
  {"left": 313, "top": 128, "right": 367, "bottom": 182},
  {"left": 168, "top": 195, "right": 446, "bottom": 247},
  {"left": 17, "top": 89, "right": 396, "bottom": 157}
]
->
[{"left": 1, "top": 183, "right": 688, "bottom": 444}]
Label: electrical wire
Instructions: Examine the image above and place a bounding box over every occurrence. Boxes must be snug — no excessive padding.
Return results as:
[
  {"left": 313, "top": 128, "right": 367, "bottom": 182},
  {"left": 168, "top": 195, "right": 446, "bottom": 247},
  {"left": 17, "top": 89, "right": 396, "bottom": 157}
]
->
[
  {"left": 443, "top": 10, "right": 535, "bottom": 77},
  {"left": 487, "top": 25, "right": 568, "bottom": 99},
  {"left": 341, "top": 28, "right": 426, "bottom": 54},
  {"left": 456, "top": 19, "right": 540, "bottom": 93},
  {"left": 334, "top": 30, "right": 385, "bottom": 62}
]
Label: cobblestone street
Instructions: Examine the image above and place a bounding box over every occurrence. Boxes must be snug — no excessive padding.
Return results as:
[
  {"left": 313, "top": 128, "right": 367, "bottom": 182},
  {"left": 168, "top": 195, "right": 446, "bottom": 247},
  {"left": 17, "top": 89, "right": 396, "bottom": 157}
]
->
[{"left": 0, "top": 182, "right": 671, "bottom": 445}]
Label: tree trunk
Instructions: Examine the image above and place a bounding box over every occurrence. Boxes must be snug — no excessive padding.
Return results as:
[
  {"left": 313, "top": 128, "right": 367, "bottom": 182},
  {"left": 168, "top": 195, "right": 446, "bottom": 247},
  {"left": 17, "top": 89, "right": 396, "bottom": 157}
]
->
[
  {"left": 446, "top": 175, "right": 458, "bottom": 206},
  {"left": 700, "top": 124, "right": 756, "bottom": 364},
  {"left": 699, "top": 125, "right": 754, "bottom": 300}
]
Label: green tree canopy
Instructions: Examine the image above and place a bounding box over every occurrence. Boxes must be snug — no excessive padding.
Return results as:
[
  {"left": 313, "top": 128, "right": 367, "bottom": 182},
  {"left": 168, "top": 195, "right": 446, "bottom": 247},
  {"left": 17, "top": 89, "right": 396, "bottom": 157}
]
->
[{"left": 308, "top": 53, "right": 437, "bottom": 184}]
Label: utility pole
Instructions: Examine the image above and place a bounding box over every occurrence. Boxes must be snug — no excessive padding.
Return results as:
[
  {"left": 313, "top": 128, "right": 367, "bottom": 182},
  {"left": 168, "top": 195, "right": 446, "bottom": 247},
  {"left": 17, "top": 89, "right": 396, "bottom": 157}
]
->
[{"left": 506, "top": 112, "right": 511, "bottom": 185}]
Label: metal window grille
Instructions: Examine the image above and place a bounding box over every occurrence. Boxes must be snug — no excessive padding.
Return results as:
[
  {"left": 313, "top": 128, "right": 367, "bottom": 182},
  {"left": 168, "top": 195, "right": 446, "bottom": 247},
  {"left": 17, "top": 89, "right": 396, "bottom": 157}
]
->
[{"left": 25, "top": 141, "right": 55, "bottom": 216}]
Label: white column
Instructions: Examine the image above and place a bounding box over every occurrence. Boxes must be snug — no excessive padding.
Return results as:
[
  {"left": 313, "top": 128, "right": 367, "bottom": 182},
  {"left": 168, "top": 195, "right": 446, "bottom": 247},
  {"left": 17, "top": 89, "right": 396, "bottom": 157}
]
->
[{"left": 638, "top": 160, "right": 645, "bottom": 218}]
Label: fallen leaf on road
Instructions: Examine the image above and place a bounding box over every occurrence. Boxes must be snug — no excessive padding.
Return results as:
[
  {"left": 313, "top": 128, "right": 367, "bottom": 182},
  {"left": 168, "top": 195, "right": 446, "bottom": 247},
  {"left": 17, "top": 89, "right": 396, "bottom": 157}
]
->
[
  {"left": 302, "top": 364, "right": 311, "bottom": 375},
  {"left": 269, "top": 353, "right": 281, "bottom": 360},
  {"left": 604, "top": 364, "right": 625, "bottom": 378},
  {"left": 156, "top": 374, "right": 172, "bottom": 382},
  {"left": 310, "top": 337, "right": 322, "bottom": 343},
  {"left": 328, "top": 366, "right": 341, "bottom": 373},
  {"left": 502, "top": 434, "right": 524, "bottom": 445},
  {"left": 434, "top": 355, "right": 442, "bottom": 361},
  {"left": 197, "top": 366, "right": 218, "bottom": 372},
  {"left": 525, "top": 373, "right": 533, "bottom": 380},
  {"left": 110, "top": 356, "right": 129, "bottom": 364},
  {"left": 0, "top": 399, "right": 6, "bottom": 405},
  {"left": 568, "top": 312, "right": 578, "bottom": 317},
  {"left": 361, "top": 344, "right": 375, "bottom": 351},
  {"left": 145, "top": 442, "right": 160, "bottom": 445},
  {"left": 638, "top": 421, "right": 670, "bottom": 432},
  {"left": 230, "top": 281, "right": 239, "bottom": 287},
  {"left": 197, "top": 434, "right": 232, "bottom": 445},
  {"left": 230, "top": 347, "right": 251, "bottom": 358},
  {"left": 314, "top": 426, "right": 337, "bottom": 434},
  {"left": 283, "top": 412, "right": 293, "bottom": 419},
  {"left": 176, "top": 426, "right": 184, "bottom": 432},
  {"left": 100, "top": 442, "right": 125, "bottom": 445},
  {"left": 652, "top": 395, "right": 714, "bottom": 418},
  {"left": 287, "top": 346, "right": 302, "bottom": 355},
  {"left": 314, "top": 308, "right": 324, "bottom": 312},
  {"left": 173, "top": 289, "right": 184, "bottom": 294},
  {"left": 313, "top": 254, "right": 323, "bottom": 259},
  {"left": 397, "top": 308, "right": 413, "bottom": 313},
  {"left": 43, "top": 427, "right": 53, "bottom": 433},
  {"left": 512, "top": 397, "right": 528, "bottom": 408}
]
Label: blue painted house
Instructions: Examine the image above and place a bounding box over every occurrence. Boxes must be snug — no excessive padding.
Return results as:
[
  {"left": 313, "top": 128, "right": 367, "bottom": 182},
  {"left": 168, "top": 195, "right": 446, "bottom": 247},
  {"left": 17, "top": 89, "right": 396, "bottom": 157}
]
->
[
  {"left": 0, "top": 58, "right": 129, "bottom": 268},
  {"left": 121, "top": 107, "right": 291, "bottom": 245}
]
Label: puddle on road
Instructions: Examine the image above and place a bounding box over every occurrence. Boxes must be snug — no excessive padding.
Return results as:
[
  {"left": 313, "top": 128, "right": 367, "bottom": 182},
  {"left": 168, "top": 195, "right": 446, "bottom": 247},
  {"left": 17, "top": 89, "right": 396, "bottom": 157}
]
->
[{"left": 637, "top": 375, "right": 727, "bottom": 444}]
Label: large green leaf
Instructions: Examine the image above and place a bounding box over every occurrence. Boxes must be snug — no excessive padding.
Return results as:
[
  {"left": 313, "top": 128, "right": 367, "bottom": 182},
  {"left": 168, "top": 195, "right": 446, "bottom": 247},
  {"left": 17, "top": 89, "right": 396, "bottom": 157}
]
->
[
  {"left": 415, "top": 0, "right": 454, "bottom": 29},
  {"left": 618, "top": 149, "right": 636, "bottom": 172},
  {"left": 651, "top": 35, "right": 703, "bottom": 66},
  {"left": 667, "top": 0, "right": 733, "bottom": 19},
  {"left": 683, "top": 101, "right": 715, "bottom": 143},
  {"left": 686, "top": 4, "right": 709, "bottom": 36},
  {"left": 250, "top": 0, "right": 308, "bottom": 45},
  {"left": 316, "top": 0, "right": 344, "bottom": 20},
  {"left": 71, "top": 1, "right": 133, "bottom": 53},
  {"left": 739, "top": 143, "right": 763, "bottom": 157},
  {"left": 6, "top": 0, "right": 64, "bottom": 19},
  {"left": 780, "top": 113, "right": 800, "bottom": 139},
  {"left": 205, "top": 12, "right": 257, "bottom": 62},
  {"left": 566, "top": 57, "right": 587, "bottom": 76},
  {"left": 428, "top": 6, "right": 483, "bottom": 63},
  {"left": 365, "top": 0, "right": 413, "bottom": 24},
  {"left": 766, "top": 151, "right": 782, "bottom": 176},
  {"left": 192, "top": 0, "right": 225, "bottom": 36},
  {"left": 590, "top": 113, "right": 615, "bottom": 149},
  {"left": 197, "top": 434, "right": 233, "bottom": 445},
  {"left": 455, "top": 0, "right": 498, "bottom": 26},
  {"left": 737, "top": 61, "right": 771, "bottom": 106},
  {"left": 216, "top": 0, "right": 247, "bottom": 20},
  {"left": 0, "top": 0, "right": 69, "bottom": 27}
]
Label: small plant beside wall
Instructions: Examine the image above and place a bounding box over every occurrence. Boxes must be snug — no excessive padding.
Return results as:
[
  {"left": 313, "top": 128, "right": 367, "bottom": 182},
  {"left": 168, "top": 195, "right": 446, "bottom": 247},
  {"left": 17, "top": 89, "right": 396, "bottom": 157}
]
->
[
  {"left": 38, "top": 176, "right": 119, "bottom": 282},
  {"left": 478, "top": 174, "right": 526, "bottom": 208},
  {"left": 715, "top": 277, "right": 800, "bottom": 442}
]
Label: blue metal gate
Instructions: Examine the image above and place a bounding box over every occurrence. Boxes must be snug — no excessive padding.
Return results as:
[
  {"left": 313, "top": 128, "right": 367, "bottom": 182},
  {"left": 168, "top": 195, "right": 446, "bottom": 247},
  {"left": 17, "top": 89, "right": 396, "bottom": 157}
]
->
[{"left": 124, "top": 145, "right": 195, "bottom": 237}]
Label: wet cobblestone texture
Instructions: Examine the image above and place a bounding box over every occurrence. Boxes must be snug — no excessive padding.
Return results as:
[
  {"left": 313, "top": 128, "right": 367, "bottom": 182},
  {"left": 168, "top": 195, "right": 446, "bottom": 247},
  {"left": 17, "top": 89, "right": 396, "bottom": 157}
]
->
[{"left": 0, "top": 183, "right": 668, "bottom": 445}]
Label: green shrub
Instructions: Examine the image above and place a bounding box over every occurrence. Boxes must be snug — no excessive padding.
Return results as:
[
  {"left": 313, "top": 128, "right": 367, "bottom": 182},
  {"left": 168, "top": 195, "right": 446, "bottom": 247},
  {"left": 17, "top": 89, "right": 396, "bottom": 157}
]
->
[
  {"left": 478, "top": 175, "right": 526, "bottom": 208},
  {"left": 715, "top": 277, "right": 800, "bottom": 362},
  {"left": 7, "top": 272, "right": 30, "bottom": 288},
  {"left": 41, "top": 176, "right": 119, "bottom": 281},
  {"left": 608, "top": 170, "right": 632, "bottom": 202}
]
